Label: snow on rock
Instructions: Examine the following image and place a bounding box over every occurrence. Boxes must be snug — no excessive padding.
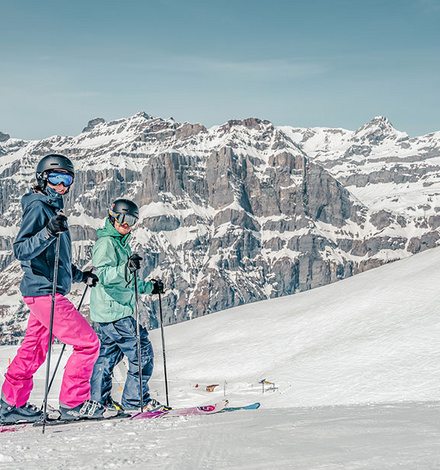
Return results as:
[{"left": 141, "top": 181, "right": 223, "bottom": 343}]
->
[{"left": 1, "top": 112, "right": 440, "bottom": 349}]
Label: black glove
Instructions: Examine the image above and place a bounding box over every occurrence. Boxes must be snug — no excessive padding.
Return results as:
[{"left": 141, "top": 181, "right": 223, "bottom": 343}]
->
[
  {"left": 127, "top": 253, "right": 143, "bottom": 273},
  {"left": 150, "top": 279, "right": 164, "bottom": 295},
  {"left": 82, "top": 270, "right": 99, "bottom": 287},
  {"left": 47, "top": 214, "right": 68, "bottom": 236}
]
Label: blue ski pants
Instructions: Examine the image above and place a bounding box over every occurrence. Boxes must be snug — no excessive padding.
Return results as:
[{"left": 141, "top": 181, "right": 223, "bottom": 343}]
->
[{"left": 90, "top": 316, "right": 154, "bottom": 410}]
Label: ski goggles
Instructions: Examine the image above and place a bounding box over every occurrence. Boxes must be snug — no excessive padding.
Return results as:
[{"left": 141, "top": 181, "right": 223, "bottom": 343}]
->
[
  {"left": 109, "top": 210, "right": 139, "bottom": 227},
  {"left": 46, "top": 172, "right": 74, "bottom": 187}
]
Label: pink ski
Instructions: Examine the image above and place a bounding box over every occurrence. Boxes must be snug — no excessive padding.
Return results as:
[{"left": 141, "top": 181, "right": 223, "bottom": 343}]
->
[
  {"left": 1, "top": 424, "right": 27, "bottom": 433},
  {"left": 130, "top": 400, "right": 228, "bottom": 420}
]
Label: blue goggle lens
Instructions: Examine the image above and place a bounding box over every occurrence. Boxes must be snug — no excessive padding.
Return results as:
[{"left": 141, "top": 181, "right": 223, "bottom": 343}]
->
[{"left": 47, "top": 172, "right": 74, "bottom": 187}]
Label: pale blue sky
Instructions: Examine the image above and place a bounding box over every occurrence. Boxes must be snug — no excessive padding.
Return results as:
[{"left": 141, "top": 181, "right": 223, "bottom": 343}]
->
[{"left": 1, "top": 0, "right": 439, "bottom": 140}]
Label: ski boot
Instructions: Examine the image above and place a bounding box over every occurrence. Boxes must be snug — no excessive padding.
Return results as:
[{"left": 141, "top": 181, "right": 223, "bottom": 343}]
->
[
  {"left": 123, "top": 398, "right": 171, "bottom": 413},
  {"left": 59, "top": 399, "right": 105, "bottom": 421},
  {"left": 0, "top": 399, "right": 42, "bottom": 424},
  {"left": 145, "top": 398, "right": 171, "bottom": 412},
  {"left": 103, "top": 398, "right": 125, "bottom": 417}
]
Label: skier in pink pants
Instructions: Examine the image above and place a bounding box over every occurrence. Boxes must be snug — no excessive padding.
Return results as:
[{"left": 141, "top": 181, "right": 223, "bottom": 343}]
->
[{"left": 0, "top": 154, "right": 102, "bottom": 424}]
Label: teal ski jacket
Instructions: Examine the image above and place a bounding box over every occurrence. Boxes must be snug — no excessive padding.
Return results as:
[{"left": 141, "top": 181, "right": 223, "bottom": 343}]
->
[{"left": 90, "top": 218, "right": 154, "bottom": 323}]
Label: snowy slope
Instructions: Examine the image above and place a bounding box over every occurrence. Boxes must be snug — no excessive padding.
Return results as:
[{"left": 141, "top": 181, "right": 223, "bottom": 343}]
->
[
  {"left": 1, "top": 246, "right": 440, "bottom": 468},
  {"left": 160, "top": 243, "right": 440, "bottom": 408}
]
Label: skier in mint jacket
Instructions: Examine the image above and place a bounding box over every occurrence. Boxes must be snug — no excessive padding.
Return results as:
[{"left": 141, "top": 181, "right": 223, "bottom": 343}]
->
[{"left": 90, "top": 198, "right": 166, "bottom": 412}]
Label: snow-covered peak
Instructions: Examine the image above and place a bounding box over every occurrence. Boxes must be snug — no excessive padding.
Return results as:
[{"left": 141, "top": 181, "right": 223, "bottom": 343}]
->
[
  {"left": 353, "top": 116, "right": 408, "bottom": 143},
  {"left": 0, "top": 131, "right": 10, "bottom": 142},
  {"left": 134, "top": 110, "right": 155, "bottom": 121},
  {"left": 220, "top": 117, "right": 274, "bottom": 132},
  {"left": 356, "top": 116, "right": 394, "bottom": 132},
  {"left": 81, "top": 117, "right": 106, "bottom": 133}
]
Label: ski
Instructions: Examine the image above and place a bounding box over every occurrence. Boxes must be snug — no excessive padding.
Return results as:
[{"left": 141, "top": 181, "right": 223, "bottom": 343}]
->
[
  {"left": 33, "top": 412, "right": 131, "bottom": 428},
  {"left": 221, "top": 402, "right": 260, "bottom": 412},
  {"left": 1, "top": 424, "right": 27, "bottom": 433},
  {"left": 0, "top": 400, "right": 259, "bottom": 432},
  {"left": 130, "top": 399, "right": 228, "bottom": 420}
]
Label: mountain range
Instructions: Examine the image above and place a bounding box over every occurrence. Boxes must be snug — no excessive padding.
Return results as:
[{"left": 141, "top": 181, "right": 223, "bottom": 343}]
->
[{"left": 1, "top": 112, "right": 439, "bottom": 343}]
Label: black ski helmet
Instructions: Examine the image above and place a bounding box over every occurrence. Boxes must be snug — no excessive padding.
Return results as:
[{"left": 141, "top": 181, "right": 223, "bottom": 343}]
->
[
  {"left": 36, "top": 154, "right": 75, "bottom": 190},
  {"left": 109, "top": 199, "right": 139, "bottom": 226}
]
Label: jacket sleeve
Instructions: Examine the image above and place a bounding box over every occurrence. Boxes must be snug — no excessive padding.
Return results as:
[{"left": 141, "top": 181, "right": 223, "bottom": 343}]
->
[
  {"left": 138, "top": 279, "right": 154, "bottom": 295},
  {"left": 92, "top": 238, "right": 127, "bottom": 286},
  {"left": 71, "top": 264, "right": 84, "bottom": 283},
  {"left": 13, "top": 201, "right": 56, "bottom": 261}
]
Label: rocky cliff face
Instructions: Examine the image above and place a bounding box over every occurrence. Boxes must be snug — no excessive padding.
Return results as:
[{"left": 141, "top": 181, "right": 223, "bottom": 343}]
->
[{"left": 1, "top": 113, "right": 439, "bottom": 343}]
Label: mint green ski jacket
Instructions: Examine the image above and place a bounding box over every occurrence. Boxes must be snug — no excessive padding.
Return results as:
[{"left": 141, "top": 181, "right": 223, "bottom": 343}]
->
[{"left": 90, "top": 218, "right": 154, "bottom": 323}]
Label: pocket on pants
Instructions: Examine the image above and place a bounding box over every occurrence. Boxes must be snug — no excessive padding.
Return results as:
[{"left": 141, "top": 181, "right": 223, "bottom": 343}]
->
[
  {"left": 112, "top": 316, "right": 137, "bottom": 338},
  {"left": 23, "top": 296, "right": 36, "bottom": 305}
]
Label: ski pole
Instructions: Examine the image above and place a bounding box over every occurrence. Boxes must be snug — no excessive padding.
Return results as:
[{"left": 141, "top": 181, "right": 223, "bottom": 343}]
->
[
  {"left": 133, "top": 272, "right": 144, "bottom": 412},
  {"left": 42, "top": 235, "right": 61, "bottom": 434},
  {"left": 45, "top": 284, "right": 89, "bottom": 400},
  {"left": 158, "top": 291, "right": 170, "bottom": 407}
]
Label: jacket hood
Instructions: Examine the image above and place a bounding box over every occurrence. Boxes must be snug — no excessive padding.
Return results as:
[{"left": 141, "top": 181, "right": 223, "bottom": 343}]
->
[
  {"left": 21, "top": 187, "right": 64, "bottom": 212},
  {"left": 97, "top": 218, "right": 131, "bottom": 245}
]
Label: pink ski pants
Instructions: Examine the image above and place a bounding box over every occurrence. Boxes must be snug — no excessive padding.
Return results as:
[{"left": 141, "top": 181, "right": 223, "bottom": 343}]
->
[{"left": 2, "top": 294, "right": 99, "bottom": 408}]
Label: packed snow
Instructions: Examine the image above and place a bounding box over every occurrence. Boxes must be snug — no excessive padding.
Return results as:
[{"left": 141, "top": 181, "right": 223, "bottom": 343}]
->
[{"left": 1, "top": 246, "right": 440, "bottom": 468}]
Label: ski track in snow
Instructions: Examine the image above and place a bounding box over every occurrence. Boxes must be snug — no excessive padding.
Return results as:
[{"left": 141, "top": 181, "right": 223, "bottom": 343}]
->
[{"left": 2, "top": 246, "right": 440, "bottom": 468}]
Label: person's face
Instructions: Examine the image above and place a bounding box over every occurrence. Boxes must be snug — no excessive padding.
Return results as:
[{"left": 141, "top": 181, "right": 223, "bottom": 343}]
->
[
  {"left": 46, "top": 170, "right": 71, "bottom": 195},
  {"left": 114, "top": 220, "right": 132, "bottom": 235}
]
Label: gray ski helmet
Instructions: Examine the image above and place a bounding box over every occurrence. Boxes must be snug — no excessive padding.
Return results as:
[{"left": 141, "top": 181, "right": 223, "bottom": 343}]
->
[
  {"left": 36, "top": 154, "right": 75, "bottom": 189},
  {"left": 109, "top": 199, "right": 140, "bottom": 226}
]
